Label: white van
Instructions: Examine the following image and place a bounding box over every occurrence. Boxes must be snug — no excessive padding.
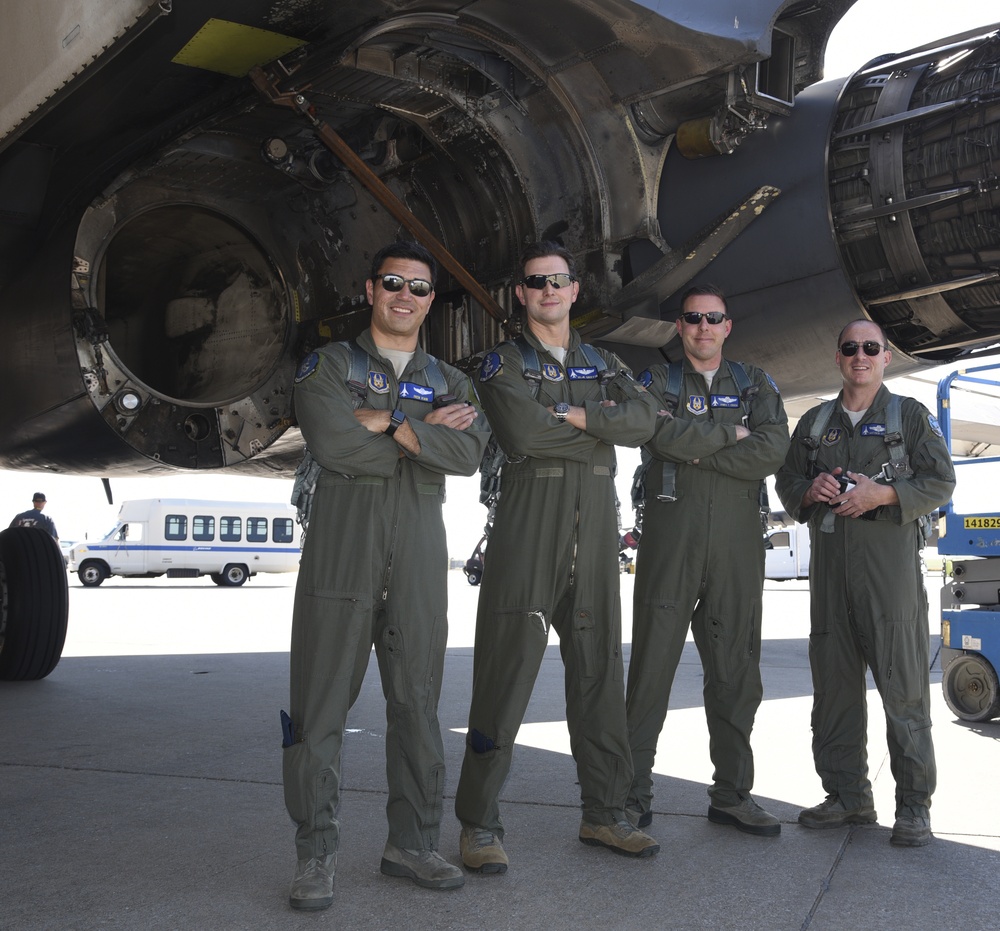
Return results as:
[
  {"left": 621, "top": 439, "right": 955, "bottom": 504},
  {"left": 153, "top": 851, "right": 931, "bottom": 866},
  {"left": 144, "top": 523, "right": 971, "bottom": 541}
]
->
[
  {"left": 68, "top": 499, "right": 301, "bottom": 587},
  {"left": 764, "top": 523, "right": 811, "bottom": 580}
]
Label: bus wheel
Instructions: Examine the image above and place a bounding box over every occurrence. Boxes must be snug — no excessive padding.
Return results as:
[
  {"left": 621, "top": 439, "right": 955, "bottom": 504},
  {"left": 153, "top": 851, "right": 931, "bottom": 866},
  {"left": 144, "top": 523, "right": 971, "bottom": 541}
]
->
[
  {"left": 220, "top": 564, "right": 249, "bottom": 587},
  {"left": 79, "top": 561, "right": 108, "bottom": 587},
  {"left": 0, "top": 527, "right": 69, "bottom": 680}
]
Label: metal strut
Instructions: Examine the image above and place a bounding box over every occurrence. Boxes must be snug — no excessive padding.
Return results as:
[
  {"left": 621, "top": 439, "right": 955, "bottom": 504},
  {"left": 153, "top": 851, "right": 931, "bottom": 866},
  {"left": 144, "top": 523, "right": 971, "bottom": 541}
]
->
[{"left": 249, "top": 64, "right": 509, "bottom": 327}]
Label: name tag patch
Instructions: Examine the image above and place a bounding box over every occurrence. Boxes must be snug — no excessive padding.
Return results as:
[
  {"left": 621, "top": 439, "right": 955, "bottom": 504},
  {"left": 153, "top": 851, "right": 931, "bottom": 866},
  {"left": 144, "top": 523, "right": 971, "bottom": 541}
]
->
[
  {"left": 711, "top": 395, "right": 740, "bottom": 408},
  {"left": 860, "top": 423, "right": 886, "bottom": 436},
  {"left": 398, "top": 382, "right": 435, "bottom": 402},
  {"left": 568, "top": 366, "right": 599, "bottom": 380}
]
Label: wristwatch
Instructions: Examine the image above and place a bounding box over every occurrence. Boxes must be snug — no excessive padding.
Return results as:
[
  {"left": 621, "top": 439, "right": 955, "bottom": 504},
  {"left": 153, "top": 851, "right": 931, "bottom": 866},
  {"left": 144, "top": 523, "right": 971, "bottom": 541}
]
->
[
  {"left": 384, "top": 408, "right": 407, "bottom": 437},
  {"left": 554, "top": 402, "right": 570, "bottom": 422}
]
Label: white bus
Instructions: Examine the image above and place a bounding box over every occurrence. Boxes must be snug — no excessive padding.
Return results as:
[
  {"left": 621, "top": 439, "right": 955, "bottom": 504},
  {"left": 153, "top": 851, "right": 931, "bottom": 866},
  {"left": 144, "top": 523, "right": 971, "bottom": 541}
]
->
[{"left": 68, "top": 499, "right": 301, "bottom": 587}]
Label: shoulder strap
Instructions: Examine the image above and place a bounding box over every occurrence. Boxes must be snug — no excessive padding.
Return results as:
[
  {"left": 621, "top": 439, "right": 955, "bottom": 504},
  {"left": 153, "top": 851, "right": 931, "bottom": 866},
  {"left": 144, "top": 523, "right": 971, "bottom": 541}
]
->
[
  {"left": 343, "top": 340, "right": 369, "bottom": 410},
  {"left": 631, "top": 362, "right": 684, "bottom": 510},
  {"left": 511, "top": 335, "right": 542, "bottom": 399},
  {"left": 882, "top": 394, "right": 913, "bottom": 481}
]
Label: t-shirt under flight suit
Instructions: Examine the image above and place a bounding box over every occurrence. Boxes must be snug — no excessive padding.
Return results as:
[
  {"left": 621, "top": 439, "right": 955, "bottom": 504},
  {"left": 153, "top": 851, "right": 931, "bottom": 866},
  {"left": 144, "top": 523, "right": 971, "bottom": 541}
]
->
[
  {"left": 284, "top": 329, "right": 489, "bottom": 860},
  {"left": 626, "top": 358, "right": 789, "bottom": 814},
  {"left": 455, "top": 327, "right": 657, "bottom": 836},
  {"left": 775, "top": 385, "right": 955, "bottom": 819}
]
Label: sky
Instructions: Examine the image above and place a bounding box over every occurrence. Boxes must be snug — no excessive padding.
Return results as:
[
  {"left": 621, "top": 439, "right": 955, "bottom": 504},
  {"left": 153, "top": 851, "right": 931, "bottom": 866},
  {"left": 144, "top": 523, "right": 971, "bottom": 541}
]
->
[{"left": 2, "top": 0, "right": 999, "bottom": 552}]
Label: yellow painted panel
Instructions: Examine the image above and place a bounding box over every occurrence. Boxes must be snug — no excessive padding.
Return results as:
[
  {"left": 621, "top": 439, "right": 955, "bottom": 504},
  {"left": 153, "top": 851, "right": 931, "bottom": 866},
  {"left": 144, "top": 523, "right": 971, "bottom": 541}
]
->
[{"left": 172, "top": 18, "right": 305, "bottom": 77}]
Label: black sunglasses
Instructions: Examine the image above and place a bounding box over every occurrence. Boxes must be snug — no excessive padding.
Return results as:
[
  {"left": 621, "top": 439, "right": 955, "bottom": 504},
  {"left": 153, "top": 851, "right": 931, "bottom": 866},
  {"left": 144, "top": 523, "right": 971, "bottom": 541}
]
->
[
  {"left": 374, "top": 273, "right": 433, "bottom": 297},
  {"left": 680, "top": 311, "right": 728, "bottom": 325},
  {"left": 521, "top": 273, "right": 577, "bottom": 290},
  {"left": 839, "top": 340, "right": 885, "bottom": 357}
]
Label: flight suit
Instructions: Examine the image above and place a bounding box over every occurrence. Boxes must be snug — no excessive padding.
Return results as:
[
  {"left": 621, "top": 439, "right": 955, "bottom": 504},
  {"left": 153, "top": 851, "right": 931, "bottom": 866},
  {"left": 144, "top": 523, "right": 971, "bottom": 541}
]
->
[
  {"left": 626, "top": 359, "right": 789, "bottom": 813},
  {"left": 455, "top": 327, "right": 657, "bottom": 836},
  {"left": 284, "top": 329, "right": 489, "bottom": 860},
  {"left": 775, "top": 386, "right": 955, "bottom": 818}
]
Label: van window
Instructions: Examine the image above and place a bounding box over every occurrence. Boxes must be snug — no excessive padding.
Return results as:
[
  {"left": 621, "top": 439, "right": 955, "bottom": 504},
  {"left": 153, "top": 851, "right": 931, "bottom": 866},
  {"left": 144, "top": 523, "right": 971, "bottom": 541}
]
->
[
  {"left": 193, "top": 515, "right": 215, "bottom": 541},
  {"left": 165, "top": 514, "right": 187, "bottom": 540},
  {"left": 220, "top": 516, "right": 241, "bottom": 542},
  {"left": 247, "top": 517, "right": 268, "bottom": 543},
  {"left": 770, "top": 531, "right": 790, "bottom": 548},
  {"left": 273, "top": 517, "right": 294, "bottom": 544}
]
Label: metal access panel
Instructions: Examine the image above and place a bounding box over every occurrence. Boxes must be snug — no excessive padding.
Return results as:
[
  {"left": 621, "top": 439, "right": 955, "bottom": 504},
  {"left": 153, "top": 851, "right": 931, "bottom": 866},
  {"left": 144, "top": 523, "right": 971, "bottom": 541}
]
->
[
  {"left": 0, "top": 0, "right": 162, "bottom": 149},
  {"left": 939, "top": 513, "right": 1000, "bottom": 558}
]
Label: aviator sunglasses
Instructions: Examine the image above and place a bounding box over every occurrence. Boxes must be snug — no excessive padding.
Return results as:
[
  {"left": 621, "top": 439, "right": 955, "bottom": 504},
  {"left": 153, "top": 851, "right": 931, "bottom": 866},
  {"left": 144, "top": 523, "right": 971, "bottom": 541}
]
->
[
  {"left": 521, "top": 273, "right": 578, "bottom": 290},
  {"left": 374, "top": 273, "right": 433, "bottom": 297},
  {"left": 680, "top": 311, "right": 728, "bottom": 325},
  {"left": 839, "top": 340, "right": 885, "bottom": 357}
]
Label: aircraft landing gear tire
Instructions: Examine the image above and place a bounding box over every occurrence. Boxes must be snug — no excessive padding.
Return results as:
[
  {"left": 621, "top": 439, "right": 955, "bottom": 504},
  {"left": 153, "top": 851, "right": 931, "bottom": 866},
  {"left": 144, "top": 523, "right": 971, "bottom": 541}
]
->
[
  {"left": 942, "top": 653, "right": 1000, "bottom": 722},
  {"left": 0, "top": 527, "right": 69, "bottom": 680},
  {"left": 79, "top": 561, "right": 108, "bottom": 587},
  {"left": 219, "top": 564, "right": 249, "bottom": 587}
]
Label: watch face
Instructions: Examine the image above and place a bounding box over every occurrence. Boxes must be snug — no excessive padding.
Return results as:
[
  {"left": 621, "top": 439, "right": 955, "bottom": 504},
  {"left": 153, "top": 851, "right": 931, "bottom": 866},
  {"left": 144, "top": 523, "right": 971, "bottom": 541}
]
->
[{"left": 555, "top": 402, "right": 570, "bottom": 414}]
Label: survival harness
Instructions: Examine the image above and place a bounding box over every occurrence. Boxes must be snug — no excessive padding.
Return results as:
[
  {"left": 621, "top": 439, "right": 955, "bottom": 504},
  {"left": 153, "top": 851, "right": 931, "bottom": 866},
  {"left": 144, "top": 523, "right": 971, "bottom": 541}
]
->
[
  {"left": 630, "top": 360, "right": 769, "bottom": 533},
  {"left": 290, "top": 340, "right": 452, "bottom": 533},
  {"left": 478, "top": 335, "right": 614, "bottom": 509},
  {"left": 800, "top": 392, "right": 930, "bottom": 542}
]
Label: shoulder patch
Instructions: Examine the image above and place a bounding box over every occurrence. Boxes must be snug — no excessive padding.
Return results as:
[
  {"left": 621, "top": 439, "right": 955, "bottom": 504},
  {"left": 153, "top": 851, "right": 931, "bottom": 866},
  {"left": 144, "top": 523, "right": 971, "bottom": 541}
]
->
[
  {"left": 480, "top": 351, "right": 503, "bottom": 382},
  {"left": 294, "top": 352, "right": 320, "bottom": 383},
  {"left": 765, "top": 373, "right": 779, "bottom": 394},
  {"left": 368, "top": 371, "right": 390, "bottom": 394},
  {"left": 928, "top": 413, "right": 943, "bottom": 437},
  {"left": 638, "top": 369, "right": 652, "bottom": 388},
  {"left": 822, "top": 427, "right": 843, "bottom": 447}
]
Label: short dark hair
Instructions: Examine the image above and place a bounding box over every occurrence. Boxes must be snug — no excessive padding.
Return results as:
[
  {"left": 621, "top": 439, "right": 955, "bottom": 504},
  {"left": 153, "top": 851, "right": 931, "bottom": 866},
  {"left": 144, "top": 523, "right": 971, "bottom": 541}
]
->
[
  {"left": 369, "top": 240, "right": 438, "bottom": 287},
  {"left": 518, "top": 241, "right": 577, "bottom": 279},
  {"left": 679, "top": 284, "right": 728, "bottom": 316},
  {"left": 837, "top": 318, "right": 888, "bottom": 347}
]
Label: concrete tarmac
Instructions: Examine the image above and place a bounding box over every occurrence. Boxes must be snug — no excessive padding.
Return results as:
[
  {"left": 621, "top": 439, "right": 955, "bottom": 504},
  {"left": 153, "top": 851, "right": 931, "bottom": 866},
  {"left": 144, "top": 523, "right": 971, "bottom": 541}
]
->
[{"left": 1, "top": 571, "right": 998, "bottom": 931}]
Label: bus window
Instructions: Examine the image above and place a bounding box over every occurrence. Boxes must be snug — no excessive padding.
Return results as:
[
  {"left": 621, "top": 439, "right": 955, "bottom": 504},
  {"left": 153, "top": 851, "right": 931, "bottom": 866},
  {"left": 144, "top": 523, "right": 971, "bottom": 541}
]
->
[
  {"left": 273, "top": 517, "right": 294, "bottom": 544},
  {"left": 165, "top": 514, "right": 187, "bottom": 540},
  {"left": 220, "top": 516, "right": 241, "bottom": 542},
  {"left": 193, "top": 515, "right": 215, "bottom": 541},
  {"left": 247, "top": 517, "right": 268, "bottom": 543}
]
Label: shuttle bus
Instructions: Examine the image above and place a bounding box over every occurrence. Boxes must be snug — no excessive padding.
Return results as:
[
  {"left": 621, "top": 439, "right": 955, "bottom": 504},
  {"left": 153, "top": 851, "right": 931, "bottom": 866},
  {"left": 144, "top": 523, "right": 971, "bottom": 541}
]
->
[{"left": 68, "top": 499, "right": 301, "bottom": 587}]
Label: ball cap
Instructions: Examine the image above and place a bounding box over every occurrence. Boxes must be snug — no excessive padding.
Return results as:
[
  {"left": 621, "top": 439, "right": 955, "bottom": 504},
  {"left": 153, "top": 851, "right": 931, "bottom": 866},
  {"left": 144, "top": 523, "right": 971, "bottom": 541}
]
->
[{"left": 32, "top": 492, "right": 46, "bottom": 501}]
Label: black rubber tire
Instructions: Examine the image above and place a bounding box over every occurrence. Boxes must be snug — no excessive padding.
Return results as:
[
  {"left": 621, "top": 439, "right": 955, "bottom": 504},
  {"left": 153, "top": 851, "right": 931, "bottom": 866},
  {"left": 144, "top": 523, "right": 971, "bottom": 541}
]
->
[
  {"left": 942, "top": 653, "right": 1000, "bottom": 722},
  {"left": 78, "top": 560, "right": 108, "bottom": 587},
  {"left": 465, "top": 568, "right": 482, "bottom": 586},
  {"left": 220, "top": 563, "right": 249, "bottom": 586},
  {"left": 0, "top": 527, "right": 69, "bottom": 680},
  {"left": 209, "top": 572, "right": 224, "bottom": 585}
]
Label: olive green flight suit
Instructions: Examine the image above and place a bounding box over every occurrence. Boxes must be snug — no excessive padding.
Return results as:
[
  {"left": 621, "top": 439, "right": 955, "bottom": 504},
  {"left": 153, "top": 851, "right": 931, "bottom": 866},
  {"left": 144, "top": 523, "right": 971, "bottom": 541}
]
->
[
  {"left": 626, "top": 359, "right": 789, "bottom": 812},
  {"left": 455, "top": 328, "right": 657, "bottom": 836},
  {"left": 775, "top": 386, "right": 955, "bottom": 818},
  {"left": 284, "top": 329, "right": 489, "bottom": 860}
]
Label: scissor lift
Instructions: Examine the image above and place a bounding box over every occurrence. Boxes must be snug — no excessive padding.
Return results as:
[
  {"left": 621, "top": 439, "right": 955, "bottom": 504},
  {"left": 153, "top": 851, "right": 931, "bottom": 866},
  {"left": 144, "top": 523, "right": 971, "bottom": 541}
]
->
[{"left": 937, "top": 364, "right": 1000, "bottom": 722}]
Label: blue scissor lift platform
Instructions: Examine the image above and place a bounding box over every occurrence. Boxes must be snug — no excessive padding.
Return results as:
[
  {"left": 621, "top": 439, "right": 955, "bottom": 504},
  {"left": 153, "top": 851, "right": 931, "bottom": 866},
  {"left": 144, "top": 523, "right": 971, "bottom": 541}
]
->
[{"left": 937, "top": 364, "right": 1000, "bottom": 722}]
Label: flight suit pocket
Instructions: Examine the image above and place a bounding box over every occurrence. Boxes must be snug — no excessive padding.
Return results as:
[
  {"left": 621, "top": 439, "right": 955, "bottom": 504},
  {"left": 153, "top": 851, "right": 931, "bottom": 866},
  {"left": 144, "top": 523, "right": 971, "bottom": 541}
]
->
[
  {"left": 704, "top": 614, "right": 754, "bottom": 688},
  {"left": 570, "top": 609, "right": 600, "bottom": 680}
]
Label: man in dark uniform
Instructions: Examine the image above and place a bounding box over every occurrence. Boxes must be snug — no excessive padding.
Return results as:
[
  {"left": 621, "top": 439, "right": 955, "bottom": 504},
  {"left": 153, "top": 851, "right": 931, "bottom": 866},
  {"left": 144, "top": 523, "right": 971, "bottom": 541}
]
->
[
  {"left": 283, "top": 241, "right": 489, "bottom": 910},
  {"left": 625, "top": 285, "right": 789, "bottom": 836},
  {"left": 775, "top": 319, "right": 955, "bottom": 847},
  {"left": 10, "top": 493, "right": 58, "bottom": 540},
  {"left": 455, "top": 241, "right": 660, "bottom": 874}
]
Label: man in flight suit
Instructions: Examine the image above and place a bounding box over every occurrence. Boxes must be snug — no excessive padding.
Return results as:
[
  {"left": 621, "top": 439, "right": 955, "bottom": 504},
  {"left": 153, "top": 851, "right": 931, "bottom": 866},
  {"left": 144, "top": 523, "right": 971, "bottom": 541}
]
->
[
  {"left": 455, "top": 241, "right": 660, "bottom": 873},
  {"left": 625, "top": 285, "right": 789, "bottom": 836},
  {"left": 775, "top": 319, "right": 955, "bottom": 847},
  {"left": 283, "top": 241, "right": 489, "bottom": 909}
]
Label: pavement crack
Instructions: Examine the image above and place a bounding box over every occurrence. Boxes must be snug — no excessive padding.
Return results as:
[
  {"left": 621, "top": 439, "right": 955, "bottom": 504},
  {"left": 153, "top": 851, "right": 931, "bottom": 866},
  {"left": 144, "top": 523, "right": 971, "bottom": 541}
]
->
[{"left": 800, "top": 825, "right": 857, "bottom": 930}]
